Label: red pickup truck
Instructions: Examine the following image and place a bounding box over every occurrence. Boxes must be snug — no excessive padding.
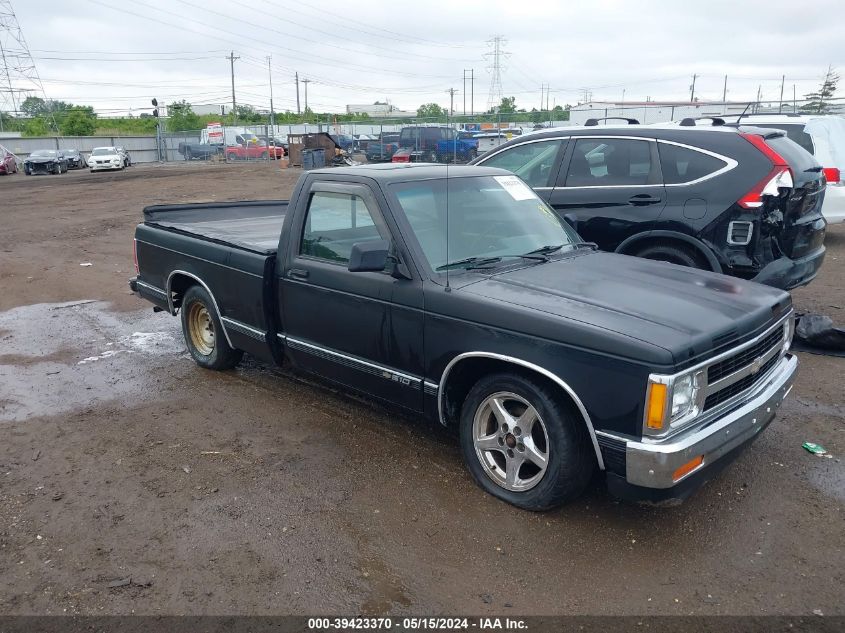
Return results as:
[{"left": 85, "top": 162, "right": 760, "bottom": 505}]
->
[{"left": 225, "top": 143, "right": 269, "bottom": 161}]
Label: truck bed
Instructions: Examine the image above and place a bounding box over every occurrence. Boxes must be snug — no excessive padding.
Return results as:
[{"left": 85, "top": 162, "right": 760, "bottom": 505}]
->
[{"left": 143, "top": 200, "right": 288, "bottom": 254}]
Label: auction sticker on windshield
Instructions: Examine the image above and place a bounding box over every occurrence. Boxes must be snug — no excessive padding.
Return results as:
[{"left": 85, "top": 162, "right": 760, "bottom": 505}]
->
[{"left": 494, "top": 175, "right": 535, "bottom": 201}]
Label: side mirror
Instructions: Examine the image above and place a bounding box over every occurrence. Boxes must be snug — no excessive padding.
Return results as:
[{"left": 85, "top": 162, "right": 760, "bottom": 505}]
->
[
  {"left": 562, "top": 213, "right": 579, "bottom": 231},
  {"left": 348, "top": 239, "right": 390, "bottom": 273}
]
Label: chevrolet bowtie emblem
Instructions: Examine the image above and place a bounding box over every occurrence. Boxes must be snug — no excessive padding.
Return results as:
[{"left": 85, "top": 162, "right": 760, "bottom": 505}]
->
[{"left": 750, "top": 356, "right": 763, "bottom": 374}]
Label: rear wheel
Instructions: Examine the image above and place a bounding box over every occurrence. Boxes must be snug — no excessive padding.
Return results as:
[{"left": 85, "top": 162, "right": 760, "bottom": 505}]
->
[
  {"left": 180, "top": 285, "right": 243, "bottom": 370},
  {"left": 459, "top": 372, "right": 595, "bottom": 510},
  {"left": 634, "top": 243, "right": 705, "bottom": 269}
]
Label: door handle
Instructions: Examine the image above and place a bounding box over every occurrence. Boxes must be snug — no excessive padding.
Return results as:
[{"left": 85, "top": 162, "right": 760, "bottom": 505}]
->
[
  {"left": 628, "top": 194, "right": 662, "bottom": 205},
  {"left": 288, "top": 268, "right": 309, "bottom": 280}
]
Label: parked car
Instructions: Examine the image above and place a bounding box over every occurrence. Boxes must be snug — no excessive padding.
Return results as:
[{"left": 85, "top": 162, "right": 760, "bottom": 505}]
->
[
  {"left": 62, "top": 149, "right": 87, "bottom": 169},
  {"left": 267, "top": 138, "right": 288, "bottom": 159},
  {"left": 392, "top": 126, "right": 458, "bottom": 163},
  {"left": 682, "top": 113, "right": 844, "bottom": 224},
  {"left": 0, "top": 148, "right": 17, "bottom": 175},
  {"left": 131, "top": 164, "right": 798, "bottom": 509},
  {"left": 178, "top": 141, "right": 220, "bottom": 160},
  {"left": 116, "top": 146, "right": 132, "bottom": 167},
  {"left": 89, "top": 146, "right": 125, "bottom": 172},
  {"left": 329, "top": 134, "right": 354, "bottom": 152},
  {"left": 471, "top": 123, "right": 827, "bottom": 290},
  {"left": 225, "top": 142, "right": 268, "bottom": 161},
  {"left": 352, "top": 134, "right": 376, "bottom": 153},
  {"left": 365, "top": 132, "right": 400, "bottom": 162},
  {"left": 24, "top": 150, "right": 68, "bottom": 175}
]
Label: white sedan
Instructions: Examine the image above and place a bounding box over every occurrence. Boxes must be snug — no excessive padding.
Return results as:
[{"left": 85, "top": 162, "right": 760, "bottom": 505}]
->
[{"left": 88, "top": 147, "right": 125, "bottom": 172}]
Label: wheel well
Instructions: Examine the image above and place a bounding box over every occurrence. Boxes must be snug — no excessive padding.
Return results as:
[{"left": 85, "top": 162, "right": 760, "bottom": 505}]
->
[
  {"left": 167, "top": 273, "right": 198, "bottom": 312},
  {"left": 620, "top": 236, "right": 712, "bottom": 270},
  {"left": 442, "top": 357, "right": 584, "bottom": 429}
]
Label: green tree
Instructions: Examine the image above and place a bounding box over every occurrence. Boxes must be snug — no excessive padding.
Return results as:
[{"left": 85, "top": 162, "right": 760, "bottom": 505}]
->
[
  {"left": 803, "top": 66, "right": 839, "bottom": 113},
  {"left": 23, "top": 116, "right": 50, "bottom": 136},
  {"left": 498, "top": 96, "right": 516, "bottom": 113},
  {"left": 20, "top": 96, "right": 47, "bottom": 116},
  {"left": 167, "top": 100, "right": 202, "bottom": 131},
  {"left": 60, "top": 107, "right": 97, "bottom": 136},
  {"left": 416, "top": 103, "right": 445, "bottom": 118}
]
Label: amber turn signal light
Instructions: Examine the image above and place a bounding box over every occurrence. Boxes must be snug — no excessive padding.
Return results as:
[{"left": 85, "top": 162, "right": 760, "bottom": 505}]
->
[
  {"left": 645, "top": 383, "right": 667, "bottom": 429},
  {"left": 673, "top": 455, "right": 704, "bottom": 482}
]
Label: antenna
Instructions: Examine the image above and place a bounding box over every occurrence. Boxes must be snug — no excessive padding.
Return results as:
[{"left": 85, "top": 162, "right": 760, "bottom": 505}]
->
[{"left": 445, "top": 111, "right": 450, "bottom": 291}]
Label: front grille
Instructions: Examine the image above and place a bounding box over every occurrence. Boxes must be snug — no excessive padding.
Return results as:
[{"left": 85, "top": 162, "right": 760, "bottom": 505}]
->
[
  {"left": 708, "top": 328, "right": 782, "bottom": 383},
  {"left": 704, "top": 354, "right": 780, "bottom": 411}
]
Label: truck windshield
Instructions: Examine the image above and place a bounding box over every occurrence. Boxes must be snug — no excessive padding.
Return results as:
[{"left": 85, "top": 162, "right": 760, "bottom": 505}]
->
[{"left": 391, "top": 175, "right": 578, "bottom": 272}]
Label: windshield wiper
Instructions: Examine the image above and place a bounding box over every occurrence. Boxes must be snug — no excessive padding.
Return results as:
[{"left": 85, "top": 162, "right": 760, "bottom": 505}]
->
[
  {"left": 436, "top": 256, "right": 502, "bottom": 271},
  {"left": 437, "top": 253, "right": 547, "bottom": 271},
  {"left": 570, "top": 241, "right": 599, "bottom": 250},
  {"left": 524, "top": 244, "right": 565, "bottom": 257}
]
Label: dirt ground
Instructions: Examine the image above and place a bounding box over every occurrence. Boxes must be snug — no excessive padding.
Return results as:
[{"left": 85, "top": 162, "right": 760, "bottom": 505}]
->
[{"left": 0, "top": 163, "right": 843, "bottom": 617}]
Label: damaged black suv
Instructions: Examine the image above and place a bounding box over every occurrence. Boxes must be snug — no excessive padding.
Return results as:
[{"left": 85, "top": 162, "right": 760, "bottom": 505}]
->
[{"left": 471, "top": 120, "right": 827, "bottom": 289}]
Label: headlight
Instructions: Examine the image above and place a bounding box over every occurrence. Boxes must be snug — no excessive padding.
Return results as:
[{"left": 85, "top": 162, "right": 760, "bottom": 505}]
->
[
  {"left": 783, "top": 317, "right": 794, "bottom": 353},
  {"left": 644, "top": 370, "right": 703, "bottom": 437}
]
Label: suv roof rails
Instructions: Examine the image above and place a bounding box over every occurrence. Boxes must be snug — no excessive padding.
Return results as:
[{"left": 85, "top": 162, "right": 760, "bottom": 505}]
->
[
  {"left": 584, "top": 117, "right": 640, "bottom": 126},
  {"left": 679, "top": 116, "right": 727, "bottom": 127},
  {"left": 717, "top": 112, "right": 803, "bottom": 118}
]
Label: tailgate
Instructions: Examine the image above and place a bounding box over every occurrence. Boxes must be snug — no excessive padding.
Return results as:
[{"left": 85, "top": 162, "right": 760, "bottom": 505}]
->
[{"left": 766, "top": 135, "right": 827, "bottom": 259}]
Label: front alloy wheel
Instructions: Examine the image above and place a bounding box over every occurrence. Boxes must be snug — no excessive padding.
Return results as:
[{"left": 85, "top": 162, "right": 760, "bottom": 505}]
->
[
  {"left": 473, "top": 391, "right": 549, "bottom": 491},
  {"left": 460, "top": 372, "right": 595, "bottom": 510}
]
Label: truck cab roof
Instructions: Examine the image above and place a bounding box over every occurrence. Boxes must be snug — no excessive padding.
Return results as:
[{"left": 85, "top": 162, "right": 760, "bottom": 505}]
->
[{"left": 308, "top": 163, "right": 510, "bottom": 182}]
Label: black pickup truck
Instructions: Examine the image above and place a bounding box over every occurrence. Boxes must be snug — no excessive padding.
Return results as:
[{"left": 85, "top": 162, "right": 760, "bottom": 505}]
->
[{"left": 131, "top": 164, "right": 797, "bottom": 510}]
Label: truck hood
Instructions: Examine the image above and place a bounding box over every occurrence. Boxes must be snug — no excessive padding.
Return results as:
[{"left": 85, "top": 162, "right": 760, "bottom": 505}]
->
[
  {"left": 458, "top": 251, "right": 790, "bottom": 366},
  {"left": 26, "top": 157, "right": 57, "bottom": 163}
]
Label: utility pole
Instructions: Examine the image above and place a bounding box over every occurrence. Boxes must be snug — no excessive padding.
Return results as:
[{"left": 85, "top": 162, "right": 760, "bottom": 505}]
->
[
  {"left": 793, "top": 84, "right": 797, "bottom": 113},
  {"left": 722, "top": 75, "right": 728, "bottom": 103},
  {"left": 447, "top": 87, "right": 456, "bottom": 116},
  {"left": 228, "top": 51, "right": 239, "bottom": 114},
  {"left": 540, "top": 83, "right": 546, "bottom": 111},
  {"left": 302, "top": 78, "right": 310, "bottom": 111},
  {"left": 463, "top": 69, "right": 469, "bottom": 115},
  {"left": 267, "top": 55, "right": 275, "bottom": 127},
  {"left": 470, "top": 68, "right": 474, "bottom": 116},
  {"left": 295, "top": 72, "right": 301, "bottom": 115},
  {"left": 689, "top": 73, "right": 697, "bottom": 102},
  {"left": 778, "top": 74, "right": 785, "bottom": 113}
]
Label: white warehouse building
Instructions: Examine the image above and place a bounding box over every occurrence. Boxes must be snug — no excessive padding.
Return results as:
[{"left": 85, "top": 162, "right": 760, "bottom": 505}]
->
[{"left": 568, "top": 101, "right": 753, "bottom": 126}]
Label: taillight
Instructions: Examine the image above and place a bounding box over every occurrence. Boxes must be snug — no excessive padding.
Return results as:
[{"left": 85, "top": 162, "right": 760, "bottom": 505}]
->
[
  {"left": 738, "top": 133, "right": 794, "bottom": 209},
  {"left": 392, "top": 154, "right": 410, "bottom": 163},
  {"left": 133, "top": 238, "right": 139, "bottom": 275},
  {"left": 823, "top": 167, "right": 840, "bottom": 184}
]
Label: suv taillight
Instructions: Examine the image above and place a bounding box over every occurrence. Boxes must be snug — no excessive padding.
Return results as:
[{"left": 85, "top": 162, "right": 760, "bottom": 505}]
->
[
  {"left": 823, "top": 167, "right": 840, "bottom": 184},
  {"left": 738, "top": 133, "right": 793, "bottom": 209}
]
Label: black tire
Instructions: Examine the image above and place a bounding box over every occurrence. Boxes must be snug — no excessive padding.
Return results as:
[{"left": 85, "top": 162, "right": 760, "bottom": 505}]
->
[
  {"left": 180, "top": 285, "right": 243, "bottom": 370},
  {"left": 459, "top": 372, "right": 595, "bottom": 511},
  {"left": 53, "top": 164, "right": 61, "bottom": 175},
  {"left": 185, "top": 148, "right": 192, "bottom": 161},
  {"left": 633, "top": 243, "right": 705, "bottom": 269},
  {"left": 260, "top": 151, "right": 268, "bottom": 160}
]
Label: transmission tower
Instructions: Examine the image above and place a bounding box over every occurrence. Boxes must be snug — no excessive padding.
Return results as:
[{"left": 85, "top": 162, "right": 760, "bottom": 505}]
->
[
  {"left": 0, "top": 0, "right": 52, "bottom": 123},
  {"left": 484, "top": 35, "right": 509, "bottom": 113}
]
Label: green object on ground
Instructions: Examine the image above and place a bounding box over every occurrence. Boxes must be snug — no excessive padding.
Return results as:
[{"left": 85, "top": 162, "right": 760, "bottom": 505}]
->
[{"left": 802, "top": 442, "right": 827, "bottom": 455}]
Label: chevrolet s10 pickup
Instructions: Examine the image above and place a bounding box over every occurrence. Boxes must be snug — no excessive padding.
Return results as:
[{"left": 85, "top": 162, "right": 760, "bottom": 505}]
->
[{"left": 131, "top": 164, "right": 797, "bottom": 509}]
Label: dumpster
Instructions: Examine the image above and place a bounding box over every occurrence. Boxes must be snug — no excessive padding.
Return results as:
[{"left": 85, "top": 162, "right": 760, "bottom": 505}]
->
[
  {"left": 311, "top": 148, "right": 326, "bottom": 169},
  {"left": 302, "top": 149, "right": 314, "bottom": 170}
]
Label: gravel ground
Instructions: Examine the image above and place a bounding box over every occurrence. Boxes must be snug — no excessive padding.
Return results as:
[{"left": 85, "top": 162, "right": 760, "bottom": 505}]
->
[{"left": 0, "top": 162, "right": 843, "bottom": 616}]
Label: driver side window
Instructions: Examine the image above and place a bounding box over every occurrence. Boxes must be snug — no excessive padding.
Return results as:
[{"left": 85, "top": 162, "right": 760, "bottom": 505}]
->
[{"left": 481, "top": 140, "right": 563, "bottom": 188}]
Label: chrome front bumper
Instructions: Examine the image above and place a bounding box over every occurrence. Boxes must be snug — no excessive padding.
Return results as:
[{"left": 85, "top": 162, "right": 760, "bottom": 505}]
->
[{"left": 624, "top": 353, "right": 797, "bottom": 489}]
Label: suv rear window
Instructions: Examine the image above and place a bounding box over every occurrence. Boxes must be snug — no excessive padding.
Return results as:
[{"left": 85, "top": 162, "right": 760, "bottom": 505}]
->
[
  {"left": 751, "top": 124, "right": 815, "bottom": 154},
  {"left": 765, "top": 135, "right": 819, "bottom": 173},
  {"left": 658, "top": 143, "right": 727, "bottom": 184}
]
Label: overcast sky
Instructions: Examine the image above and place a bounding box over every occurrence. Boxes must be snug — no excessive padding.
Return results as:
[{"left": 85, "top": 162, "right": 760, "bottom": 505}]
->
[{"left": 5, "top": 0, "right": 844, "bottom": 116}]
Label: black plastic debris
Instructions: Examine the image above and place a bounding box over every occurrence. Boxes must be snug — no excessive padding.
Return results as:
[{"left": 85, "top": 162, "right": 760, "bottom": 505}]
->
[{"left": 793, "top": 313, "right": 845, "bottom": 357}]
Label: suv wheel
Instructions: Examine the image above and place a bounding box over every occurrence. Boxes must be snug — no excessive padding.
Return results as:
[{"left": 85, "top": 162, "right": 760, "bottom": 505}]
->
[
  {"left": 634, "top": 243, "right": 705, "bottom": 269},
  {"left": 459, "top": 372, "right": 595, "bottom": 510}
]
